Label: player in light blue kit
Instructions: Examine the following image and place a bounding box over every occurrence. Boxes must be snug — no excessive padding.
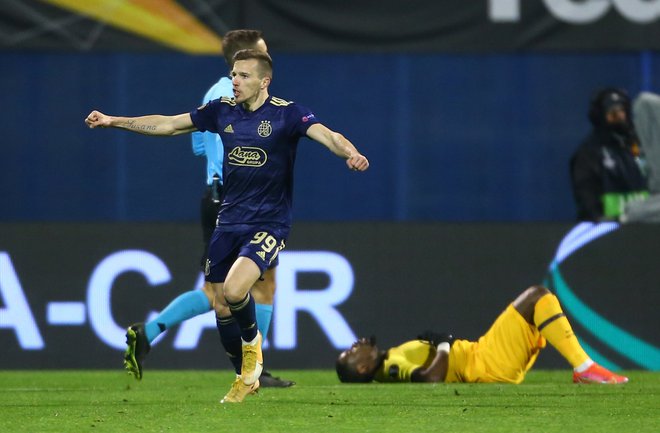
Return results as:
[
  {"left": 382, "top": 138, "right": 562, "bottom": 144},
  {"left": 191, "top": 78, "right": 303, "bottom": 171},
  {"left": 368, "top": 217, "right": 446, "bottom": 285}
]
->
[
  {"left": 191, "top": 30, "right": 292, "bottom": 388},
  {"left": 85, "top": 49, "right": 370, "bottom": 403}
]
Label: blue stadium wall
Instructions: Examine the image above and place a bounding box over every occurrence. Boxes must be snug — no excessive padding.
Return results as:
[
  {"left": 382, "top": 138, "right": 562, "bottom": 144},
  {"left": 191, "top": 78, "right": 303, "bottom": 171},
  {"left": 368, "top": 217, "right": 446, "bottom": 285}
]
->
[{"left": 2, "top": 51, "right": 657, "bottom": 222}]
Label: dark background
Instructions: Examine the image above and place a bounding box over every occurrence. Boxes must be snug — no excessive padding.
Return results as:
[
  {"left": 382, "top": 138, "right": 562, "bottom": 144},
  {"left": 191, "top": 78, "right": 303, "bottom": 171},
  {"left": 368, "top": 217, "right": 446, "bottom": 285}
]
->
[{"left": 1, "top": 223, "right": 657, "bottom": 370}]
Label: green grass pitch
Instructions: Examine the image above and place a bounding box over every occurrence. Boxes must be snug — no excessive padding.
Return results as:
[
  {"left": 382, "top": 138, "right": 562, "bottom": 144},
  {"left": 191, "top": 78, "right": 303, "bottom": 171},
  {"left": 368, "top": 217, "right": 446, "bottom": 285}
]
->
[{"left": 1, "top": 370, "right": 658, "bottom": 432}]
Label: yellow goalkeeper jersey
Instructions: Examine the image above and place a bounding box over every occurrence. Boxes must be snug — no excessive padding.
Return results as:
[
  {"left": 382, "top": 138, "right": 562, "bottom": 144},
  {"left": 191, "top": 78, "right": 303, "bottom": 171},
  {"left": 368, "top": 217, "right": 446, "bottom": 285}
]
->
[
  {"left": 373, "top": 305, "right": 546, "bottom": 384},
  {"left": 373, "top": 340, "right": 436, "bottom": 382}
]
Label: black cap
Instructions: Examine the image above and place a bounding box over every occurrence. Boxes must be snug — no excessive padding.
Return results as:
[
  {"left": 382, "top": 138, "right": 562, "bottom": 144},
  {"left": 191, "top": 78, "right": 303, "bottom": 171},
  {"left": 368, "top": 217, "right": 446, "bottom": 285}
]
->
[
  {"left": 588, "top": 88, "right": 631, "bottom": 126},
  {"left": 601, "top": 91, "right": 626, "bottom": 113}
]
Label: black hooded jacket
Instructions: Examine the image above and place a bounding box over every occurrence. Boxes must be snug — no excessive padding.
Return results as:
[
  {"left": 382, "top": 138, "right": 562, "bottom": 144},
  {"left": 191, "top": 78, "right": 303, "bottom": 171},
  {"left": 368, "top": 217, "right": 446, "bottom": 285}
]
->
[{"left": 570, "top": 89, "right": 647, "bottom": 221}]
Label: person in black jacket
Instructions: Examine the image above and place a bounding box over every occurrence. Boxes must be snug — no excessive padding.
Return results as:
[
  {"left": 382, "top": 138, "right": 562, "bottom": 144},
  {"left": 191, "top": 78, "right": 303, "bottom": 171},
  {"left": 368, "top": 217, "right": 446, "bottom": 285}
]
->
[{"left": 570, "top": 88, "right": 648, "bottom": 221}]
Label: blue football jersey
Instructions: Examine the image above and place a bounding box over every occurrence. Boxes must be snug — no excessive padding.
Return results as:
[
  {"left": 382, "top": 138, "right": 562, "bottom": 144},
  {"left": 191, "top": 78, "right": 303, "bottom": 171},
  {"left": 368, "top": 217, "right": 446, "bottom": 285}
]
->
[
  {"left": 190, "top": 76, "right": 232, "bottom": 185},
  {"left": 190, "top": 95, "right": 319, "bottom": 229}
]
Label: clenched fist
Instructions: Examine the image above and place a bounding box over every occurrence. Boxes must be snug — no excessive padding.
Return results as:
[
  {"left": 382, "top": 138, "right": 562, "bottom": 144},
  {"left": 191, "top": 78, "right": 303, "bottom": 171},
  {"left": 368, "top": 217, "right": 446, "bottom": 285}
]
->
[{"left": 85, "top": 110, "right": 112, "bottom": 128}]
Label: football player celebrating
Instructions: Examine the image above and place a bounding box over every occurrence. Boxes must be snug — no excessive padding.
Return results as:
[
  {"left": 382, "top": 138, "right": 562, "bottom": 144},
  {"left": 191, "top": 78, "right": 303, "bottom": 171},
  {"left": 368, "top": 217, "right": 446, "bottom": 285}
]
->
[
  {"left": 336, "top": 285, "right": 628, "bottom": 384},
  {"left": 86, "top": 49, "right": 369, "bottom": 403}
]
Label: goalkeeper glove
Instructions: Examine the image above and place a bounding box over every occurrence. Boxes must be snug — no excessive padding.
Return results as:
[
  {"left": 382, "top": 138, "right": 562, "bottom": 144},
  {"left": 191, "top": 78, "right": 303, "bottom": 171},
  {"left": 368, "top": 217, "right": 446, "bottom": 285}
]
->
[{"left": 416, "top": 330, "right": 454, "bottom": 347}]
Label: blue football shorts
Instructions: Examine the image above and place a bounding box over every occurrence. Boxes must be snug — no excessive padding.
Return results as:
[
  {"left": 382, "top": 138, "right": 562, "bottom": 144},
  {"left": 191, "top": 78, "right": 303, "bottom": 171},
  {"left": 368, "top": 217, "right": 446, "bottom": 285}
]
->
[{"left": 204, "top": 225, "right": 288, "bottom": 283}]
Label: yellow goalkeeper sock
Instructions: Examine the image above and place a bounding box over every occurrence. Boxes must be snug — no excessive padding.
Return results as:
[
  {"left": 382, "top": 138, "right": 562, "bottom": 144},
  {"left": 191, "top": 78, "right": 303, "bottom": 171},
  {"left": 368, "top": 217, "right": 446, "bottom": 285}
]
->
[{"left": 533, "top": 293, "right": 590, "bottom": 368}]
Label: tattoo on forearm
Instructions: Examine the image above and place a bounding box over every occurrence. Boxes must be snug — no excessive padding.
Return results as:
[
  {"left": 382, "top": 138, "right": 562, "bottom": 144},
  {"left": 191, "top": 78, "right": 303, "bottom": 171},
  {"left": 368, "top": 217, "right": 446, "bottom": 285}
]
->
[{"left": 123, "top": 120, "right": 157, "bottom": 132}]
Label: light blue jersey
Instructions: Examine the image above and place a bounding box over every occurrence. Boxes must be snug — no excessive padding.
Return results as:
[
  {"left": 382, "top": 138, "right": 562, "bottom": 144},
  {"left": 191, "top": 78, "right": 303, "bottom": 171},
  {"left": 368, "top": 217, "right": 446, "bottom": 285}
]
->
[{"left": 191, "top": 76, "right": 233, "bottom": 185}]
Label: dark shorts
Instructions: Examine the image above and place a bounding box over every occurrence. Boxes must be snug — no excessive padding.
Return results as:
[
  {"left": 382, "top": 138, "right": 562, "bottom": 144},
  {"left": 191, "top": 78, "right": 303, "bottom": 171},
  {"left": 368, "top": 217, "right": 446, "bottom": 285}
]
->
[{"left": 204, "top": 225, "right": 288, "bottom": 283}]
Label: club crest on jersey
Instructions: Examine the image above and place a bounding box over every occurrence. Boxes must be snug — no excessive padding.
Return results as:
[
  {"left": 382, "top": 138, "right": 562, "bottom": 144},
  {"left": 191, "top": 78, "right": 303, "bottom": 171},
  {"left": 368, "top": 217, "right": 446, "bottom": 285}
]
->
[
  {"left": 228, "top": 146, "right": 267, "bottom": 167},
  {"left": 257, "top": 120, "right": 272, "bottom": 138}
]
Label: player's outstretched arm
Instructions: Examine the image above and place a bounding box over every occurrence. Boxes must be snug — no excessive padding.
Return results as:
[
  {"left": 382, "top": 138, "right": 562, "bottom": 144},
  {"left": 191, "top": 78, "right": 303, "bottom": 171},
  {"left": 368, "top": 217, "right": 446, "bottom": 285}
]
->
[
  {"left": 306, "top": 123, "right": 369, "bottom": 171},
  {"left": 85, "top": 111, "right": 197, "bottom": 136}
]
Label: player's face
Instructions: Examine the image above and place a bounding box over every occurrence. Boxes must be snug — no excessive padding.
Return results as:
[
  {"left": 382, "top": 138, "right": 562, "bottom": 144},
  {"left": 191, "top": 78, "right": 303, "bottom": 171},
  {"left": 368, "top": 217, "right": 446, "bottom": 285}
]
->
[
  {"left": 339, "top": 338, "right": 380, "bottom": 373},
  {"left": 231, "top": 59, "right": 267, "bottom": 105},
  {"left": 606, "top": 106, "right": 627, "bottom": 125}
]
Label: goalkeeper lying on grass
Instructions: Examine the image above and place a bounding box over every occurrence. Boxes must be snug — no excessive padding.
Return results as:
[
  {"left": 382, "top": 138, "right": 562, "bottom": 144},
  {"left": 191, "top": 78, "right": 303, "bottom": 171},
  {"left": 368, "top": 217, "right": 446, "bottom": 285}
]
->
[{"left": 336, "top": 285, "right": 628, "bottom": 385}]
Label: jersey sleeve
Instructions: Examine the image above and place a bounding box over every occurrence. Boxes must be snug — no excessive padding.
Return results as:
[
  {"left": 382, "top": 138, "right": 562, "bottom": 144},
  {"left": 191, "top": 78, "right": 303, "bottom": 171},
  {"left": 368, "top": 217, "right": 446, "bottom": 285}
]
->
[
  {"left": 191, "top": 77, "right": 233, "bottom": 157},
  {"left": 287, "top": 103, "right": 320, "bottom": 137},
  {"left": 190, "top": 99, "right": 223, "bottom": 134}
]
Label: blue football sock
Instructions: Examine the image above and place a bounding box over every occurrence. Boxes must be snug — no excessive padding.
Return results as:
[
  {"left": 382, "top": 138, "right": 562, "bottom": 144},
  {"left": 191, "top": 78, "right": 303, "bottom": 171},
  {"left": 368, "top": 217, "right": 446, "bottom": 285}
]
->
[
  {"left": 216, "top": 315, "right": 242, "bottom": 374},
  {"left": 256, "top": 303, "right": 273, "bottom": 338},
  {"left": 145, "top": 290, "right": 211, "bottom": 343},
  {"left": 226, "top": 293, "right": 258, "bottom": 342}
]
